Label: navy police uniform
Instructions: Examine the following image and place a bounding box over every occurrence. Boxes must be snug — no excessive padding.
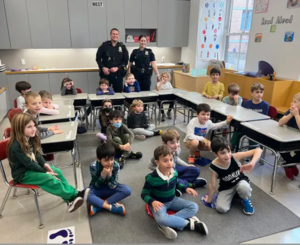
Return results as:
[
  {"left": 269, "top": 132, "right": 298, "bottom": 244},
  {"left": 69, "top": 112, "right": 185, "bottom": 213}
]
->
[
  {"left": 96, "top": 41, "right": 129, "bottom": 93},
  {"left": 129, "top": 48, "right": 155, "bottom": 91}
]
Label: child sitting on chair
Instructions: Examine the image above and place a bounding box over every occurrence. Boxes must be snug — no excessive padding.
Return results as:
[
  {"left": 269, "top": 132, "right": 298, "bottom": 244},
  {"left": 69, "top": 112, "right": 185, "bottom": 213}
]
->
[
  {"left": 106, "top": 110, "right": 142, "bottom": 169},
  {"left": 88, "top": 143, "right": 131, "bottom": 216},
  {"left": 39, "top": 90, "right": 59, "bottom": 115},
  {"left": 127, "top": 99, "right": 162, "bottom": 141},
  {"left": 61, "top": 77, "right": 77, "bottom": 95},
  {"left": 222, "top": 83, "right": 243, "bottom": 106},
  {"left": 96, "top": 78, "right": 115, "bottom": 95},
  {"left": 141, "top": 145, "right": 208, "bottom": 240},
  {"left": 202, "top": 68, "right": 224, "bottom": 101},
  {"left": 157, "top": 72, "right": 174, "bottom": 121},
  {"left": 96, "top": 99, "right": 113, "bottom": 141},
  {"left": 279, "top": 92, "right": 300, "bottom": 180},
  {"left": 203, "top": 137, "right": 262, "bottom": 215},
  {"left": 15, "top": 81, "right": 32, "bottom": 111},
  {"left": 123, "top": 73, "right": 140, "bottom": 92}
]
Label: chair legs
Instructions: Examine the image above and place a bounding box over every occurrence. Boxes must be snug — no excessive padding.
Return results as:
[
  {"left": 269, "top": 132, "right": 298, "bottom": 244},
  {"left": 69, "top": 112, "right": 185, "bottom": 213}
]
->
[{"left": 0, "top": 186, "right": 12, "bottom": 218}]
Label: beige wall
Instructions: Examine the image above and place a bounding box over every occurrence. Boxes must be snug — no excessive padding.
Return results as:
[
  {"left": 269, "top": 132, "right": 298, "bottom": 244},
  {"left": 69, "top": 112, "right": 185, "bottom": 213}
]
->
[{"left": 0, "top": 47, "right": 181, "bottom": 69}]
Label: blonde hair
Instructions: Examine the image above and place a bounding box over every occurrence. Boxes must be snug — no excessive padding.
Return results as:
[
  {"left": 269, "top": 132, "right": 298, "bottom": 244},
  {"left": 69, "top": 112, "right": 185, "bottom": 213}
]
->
[
  {"left": 160, "top": 72, "right": 171, "bottom": 81},
  {"left": 39, "top": 90, "right": 52, "bottom": 100},
  {"left": 7, "top": 113, "right": 42, "bottom": 162},
  {"left": 130, "top": 99, "right": 143, "bottom": 112},
  {"left": 294, "top": 92, "right": 300, "bottom": 101},
  {"left": 25, "top": 92, "right": 41, "bottom": 104},
  {"left": 161, "top": 129, "right": 180, "bottom": 143},
  {"left": 126, "top": 73, "right": 134, "bottom": 80}
]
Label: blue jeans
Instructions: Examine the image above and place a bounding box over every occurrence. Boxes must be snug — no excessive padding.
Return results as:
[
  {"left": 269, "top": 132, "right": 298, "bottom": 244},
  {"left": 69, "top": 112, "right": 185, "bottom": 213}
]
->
[
  {"left": 150, "top": 197, "right": 198, "bottom": 230},
  {"left": 87, "top": 184, "right": 131, "bottom": 208},
  {"left": 176, "top": 165, "right": 200, "bottom": 187}
]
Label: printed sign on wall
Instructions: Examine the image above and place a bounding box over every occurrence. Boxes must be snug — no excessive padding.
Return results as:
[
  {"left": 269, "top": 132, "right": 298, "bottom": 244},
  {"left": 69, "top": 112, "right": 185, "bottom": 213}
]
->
[
  {"left": 284, "top": 31, "right": 294, "bottom": 42},
  {"left": 255, "top": 0, "right": 270, "bottom": 13},
  {"left": 287, "top": 0, "right": 300, "bottom": 8},
  {"left": 255, "top": 33, "right": 262, "bottom": 42}
]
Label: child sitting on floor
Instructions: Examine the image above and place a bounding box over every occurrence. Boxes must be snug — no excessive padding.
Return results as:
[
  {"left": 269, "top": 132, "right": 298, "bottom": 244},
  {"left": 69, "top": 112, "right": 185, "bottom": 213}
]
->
[
  {"left": 88, "top": 143, "right": 131, "bottom": 216},
  {"left": 203, "top": 137, "right": 262, "bottom": 215},
  {"left": 7, "top": 113, "right": 89, "bottom": 213},
  {"left": 148, "top": 129, "right": 206, "bottom": 194},
  {"left": 202, "top": 68, "right": 224, "bottom": 101},
  {"left": 39, "top": 90, "right": 59, "bottom": 115},
  {"left": 96, "top": 99, "right": 113, "bottom": 141},
  {"left": 157, "top": 72, "right": 174, "bottom": 121},
  {"left": 15, "top": 81, "right": 32, "bottom": 111},
  {"left": 279, "top": 92, "right": 300, "bottom": 180},
  {"left": 96, "top": 78, "right": 115, "bottom": 95},
  {"left": 184, "top": 103, "right": 232, "bottom": 164},
  {"left": 61, "top": 77, "right": 77, "bottom": 95},
  {"left": 106, "top": 110, "right": 142, "bottom": 169},
  {"left": 127, "top": 99, "right": 162, "bottom": 141},
  {"left": 123, "top": 73, "right": 140, "bottom": 92},
  {"left": 141, "top": 145, "right": 208, "bottom": 240}
]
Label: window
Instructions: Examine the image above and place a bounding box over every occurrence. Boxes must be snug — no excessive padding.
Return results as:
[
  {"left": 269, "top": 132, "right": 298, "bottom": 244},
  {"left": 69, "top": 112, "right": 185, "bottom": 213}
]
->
[{"left": 224, "top": 0, "right": 253, "bottom": 71}]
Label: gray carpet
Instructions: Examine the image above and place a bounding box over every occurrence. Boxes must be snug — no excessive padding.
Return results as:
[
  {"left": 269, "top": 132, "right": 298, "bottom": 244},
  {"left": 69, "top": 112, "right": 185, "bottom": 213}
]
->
[{"left": 78, "top": 127, "right": 300, "bottom": 244}]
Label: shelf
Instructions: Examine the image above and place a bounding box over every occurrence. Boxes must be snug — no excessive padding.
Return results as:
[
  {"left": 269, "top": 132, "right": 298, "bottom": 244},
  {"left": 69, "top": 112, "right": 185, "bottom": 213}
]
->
[{"left": 125, "top": 42, "right": 157, "bottom": 47}]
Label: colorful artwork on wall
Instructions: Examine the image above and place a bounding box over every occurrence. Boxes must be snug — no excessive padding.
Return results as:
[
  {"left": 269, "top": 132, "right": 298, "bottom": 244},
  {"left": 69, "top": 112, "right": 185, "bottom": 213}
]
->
[
  {"left": 255, "top": 33, "right": 262, "bottom": 42},
  {"left": 287, "top": 0, "right": 300, "bottom": 8},
  {"left": 255, "top": 0, "right": 270, "bottom": 13}
]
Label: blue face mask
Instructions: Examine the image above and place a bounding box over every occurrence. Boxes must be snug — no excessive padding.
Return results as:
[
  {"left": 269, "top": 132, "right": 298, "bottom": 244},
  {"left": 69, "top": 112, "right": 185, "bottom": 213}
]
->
[{"left": 112, "top": 122, "right": 122, "bottom": 128}]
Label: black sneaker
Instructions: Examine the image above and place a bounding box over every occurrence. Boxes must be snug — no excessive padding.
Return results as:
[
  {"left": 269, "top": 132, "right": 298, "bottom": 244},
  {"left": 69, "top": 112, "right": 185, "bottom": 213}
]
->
[
  {"left": 129, "top": 151, "right": 142, "bottom": 159},
  {"left": 188, "top": 217, "right": 208, "bottom": 235},
  {"left": 153, "top": 129, "right": 162, "bottom": 136},
  {"left": 118, "top": 155, "right": 126, "bottom": 169},
  {"left": 76, "top": 188, "right": 90, "bottom": 202},
  {"left": 68, "top": 197, "right": 83, "bottom": 213},
  {"left": 192, "top": 178, "right": 207, "bottom": 188},
  {"left": 175, "top": 189, "right": 182, "bottom": 197},
  {"left": 161, "top": 114, "right": 166, "bottom": 122}
]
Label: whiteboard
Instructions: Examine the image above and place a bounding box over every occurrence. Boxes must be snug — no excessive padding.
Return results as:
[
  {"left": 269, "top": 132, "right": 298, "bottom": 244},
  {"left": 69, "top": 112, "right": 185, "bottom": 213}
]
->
[{"left": 245, "top": 0, "right": 300, "bottom": 80}]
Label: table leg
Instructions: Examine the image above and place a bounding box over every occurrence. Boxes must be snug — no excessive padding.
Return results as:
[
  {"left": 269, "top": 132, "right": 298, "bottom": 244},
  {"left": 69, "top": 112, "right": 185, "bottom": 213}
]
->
[
  {"left": 270, "top": 153, "right": 280, "bottom": 195},
  {"left": 71, "top": 148, "right": 78, "bottom": 189},
  {"left": 92, "top": 106, "right": 95, "bottom": 132},
  {"left": 154, "top": 103, "right": 157, "bottom": 126}
]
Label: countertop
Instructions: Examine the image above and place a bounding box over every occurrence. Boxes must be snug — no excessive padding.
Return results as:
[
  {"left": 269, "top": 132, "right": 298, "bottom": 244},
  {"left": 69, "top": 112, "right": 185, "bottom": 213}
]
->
[
  {"left": 4, "top": 64, "right": 183, "bottom": 75},
  {"left": 173, "top": 70, "right": 209, "bottom": 78},
  {"left": 0, "top": 87, "right": 6, "bottom": 94}
]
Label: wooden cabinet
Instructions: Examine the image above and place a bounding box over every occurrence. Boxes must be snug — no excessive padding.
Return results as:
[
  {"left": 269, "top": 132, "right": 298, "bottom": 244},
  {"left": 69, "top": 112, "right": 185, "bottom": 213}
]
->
[{"left": 0, "top": 0, "right": 10, "bottom": 49}]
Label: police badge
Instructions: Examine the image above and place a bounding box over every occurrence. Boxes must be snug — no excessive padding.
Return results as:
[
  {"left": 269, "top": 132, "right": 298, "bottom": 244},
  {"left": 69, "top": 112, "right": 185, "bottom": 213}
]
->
[
  {"left": 145, "top": 51, "right": 149, "bottom": 55},
  {"left": 119, "top": 46, "right": 122, "bottom": 52}
]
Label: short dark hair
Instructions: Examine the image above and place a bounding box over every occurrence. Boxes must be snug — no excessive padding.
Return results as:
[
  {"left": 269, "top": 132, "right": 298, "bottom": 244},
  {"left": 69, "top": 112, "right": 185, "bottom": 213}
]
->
[
  {"left": 228, "top": 83, "right": 240, "bottom": 95},
  {"left": 110, "top": 28, "right": 119, "bottom": 34},
  {"left": 99, "top": 78, "right": 109, "bottom": 86},
  {"left": 61, "top": 77, "right": 73, "bottom": 90},
  {"left": 109, "top": 110, "right": 123, "bottom": 120},
  {"left": 211, "top": 137, "right": 231, "bottom": 154},
  {"left": 96, "top": 143, "right": 115, "bottom": 160},
  {"left": 139, "top": 35, "right": 146, "bottom": 41},
  {"left": 210, "top": 68, "right": 221, "bottom": 76},
  {"left": 154, "top": 145, "right": 173, "bottom": 161},
  {"left": 15, "top": 81, "right": 31, "bottom": 93},
  {"left": 251, "top": 83, "right": 264, "bottom": 92},
  {"left": 196, "top": 103, "right": 211, "bottom": 114}
]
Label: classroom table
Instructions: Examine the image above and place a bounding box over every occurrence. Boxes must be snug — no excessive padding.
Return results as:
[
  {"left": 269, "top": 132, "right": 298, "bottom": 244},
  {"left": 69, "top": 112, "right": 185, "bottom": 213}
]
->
[
  {"left": 240, "top": 120, "right": 300, "bottom": 194},
  {"left": 41, "top": 121, "right": 79, "bottom": 188},
  {"left": 88, "top": 93, "right": 125, "bottom": 131},
  {"left": 39, "top": 104, "right": 75, "bottom": 123}
]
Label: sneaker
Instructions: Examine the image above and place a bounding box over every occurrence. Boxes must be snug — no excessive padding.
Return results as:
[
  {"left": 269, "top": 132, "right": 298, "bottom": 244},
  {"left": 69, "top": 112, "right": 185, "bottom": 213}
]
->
[
  {"left": 135, "top": 135, "right": 146, "bottom": 141},
  {"left": 192, "top": 178, "right": 207, "bottom": 188},
  {"left": 195, "top": 151, "right": 201, "bottom": 160},
  {"left": 76, "top": 188, "right": 90, "bottom": 202},
  {"left": 96, "top": 133, "right": 107, "bottom": 141},
  {"left": 129, "top": 151, "right": 143, "bottom": 159},
  {"left": 187, "top": 218, "right": 208, "bottom": 235},
  {"left": 68, "top": 197, "right": 83, "bottom": 213},
  {"left": 110, "top": 203, "right": 126, "bottom": 215},
  {"left": 188, "top": 156, "right": 195, "bottom": 164},
  {"left": 161, "top": 114, "right": 166, "bottom": 122},
  {"left": 241, "top": 198, "right": 254, "bottom": 215},
  {"left": 157, "top": 224, "right": 177, "bottom": 240},
  {"left": 175, "top": 189, "right": 182, "bottom": 197},
  {"left": 90, "top": 205, "right": 102, "bottom": 216},
  {"left": 292, "top": 166, "right": 299, "bottom": 177},
  {"left": 167, "top": 111, "right": 172, "bottom": 119},
  {"left": 284, "top": 167, "right": 294, "bottom": 180},
  {"left": 118, "top": 155, "right": 126, "bottom": 169},
  {"left": 153, "top": 129, "right": 162, "bottom": 136}
]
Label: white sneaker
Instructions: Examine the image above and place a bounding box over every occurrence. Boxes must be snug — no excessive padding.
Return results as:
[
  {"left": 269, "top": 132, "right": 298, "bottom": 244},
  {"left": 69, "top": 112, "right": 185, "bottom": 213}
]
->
[
  {"left": 134, "top": 135, "right": 146, "bottom": 141},
  {"left": 157, "top": 224, "right": 177, "bottom": 240}
]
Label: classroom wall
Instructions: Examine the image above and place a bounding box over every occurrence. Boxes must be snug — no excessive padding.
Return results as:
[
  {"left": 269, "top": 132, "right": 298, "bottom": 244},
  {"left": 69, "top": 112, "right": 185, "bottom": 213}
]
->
[
  {"left": 245, "top": 0, "right": 300, "bottom": 79},
  {"left": 0, "top": 47, "right": 181, "bottom": 69}
]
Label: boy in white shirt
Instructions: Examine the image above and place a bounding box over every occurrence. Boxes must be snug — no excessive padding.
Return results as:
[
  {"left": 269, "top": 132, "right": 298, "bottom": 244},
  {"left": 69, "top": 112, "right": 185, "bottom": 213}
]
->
[
  {"left": 184, "top": 103, "right": 233, "bottom": 164},
  {"left": 157, "top": 72, "right": 174, "bottom": 121}
]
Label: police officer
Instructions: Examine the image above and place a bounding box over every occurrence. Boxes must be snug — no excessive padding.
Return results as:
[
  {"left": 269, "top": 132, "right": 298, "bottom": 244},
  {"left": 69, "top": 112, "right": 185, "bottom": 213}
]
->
[
  {"left": 96, "top": 28, "right": 129, "bottom": 93},
  {"left": 128, "top": 35, "right": 160, "bottom": 91}
]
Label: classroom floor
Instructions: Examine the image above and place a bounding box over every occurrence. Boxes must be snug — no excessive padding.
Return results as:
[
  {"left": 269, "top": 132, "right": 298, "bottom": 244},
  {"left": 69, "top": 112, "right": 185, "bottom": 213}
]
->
[{"left": 0, "top": 113, "right": 299, "bottom": 244}]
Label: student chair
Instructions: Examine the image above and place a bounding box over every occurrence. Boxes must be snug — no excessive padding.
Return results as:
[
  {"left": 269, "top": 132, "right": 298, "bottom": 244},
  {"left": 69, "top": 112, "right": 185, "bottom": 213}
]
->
[
  {"left": 8, "top": 108, "right": 23, "bottom": 123},
  {"left": 3, "top": 128, "right": 11, "bottom": 139},
  {"left": 268, "top": 105, "right": 278, "bottom": 119},
  {"left": 75, "top": 88, "right": 89, "bottom": 130},
  {"left": 13, "top": 99, "right": 17, "bottom": 109},
  {"left": 145, "top": 204, "right": 176, "bottom": 219},
  {"left": 242, "top": 97, "right": 248, "bottom": 106},
  {"left": 0, "top": 139, "right": 44, "bottom": 229}
]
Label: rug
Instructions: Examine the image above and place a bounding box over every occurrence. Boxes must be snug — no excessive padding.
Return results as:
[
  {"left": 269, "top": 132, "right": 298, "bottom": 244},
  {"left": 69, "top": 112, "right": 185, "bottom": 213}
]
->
[{"left": 78, "top": 127, "right": 300, "bottom": 244}]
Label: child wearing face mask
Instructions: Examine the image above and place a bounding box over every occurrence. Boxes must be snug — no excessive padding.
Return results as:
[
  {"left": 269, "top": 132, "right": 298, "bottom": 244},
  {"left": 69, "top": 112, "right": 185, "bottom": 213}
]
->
[
  {"left": 96, "top": 99, "right": 113, "bottom": 141},
  {"left": 106, "top": 110, "right": 142, "bottom": 169},
  {"left": 127, "top": 99, "right": 162, "bottom": 140}
]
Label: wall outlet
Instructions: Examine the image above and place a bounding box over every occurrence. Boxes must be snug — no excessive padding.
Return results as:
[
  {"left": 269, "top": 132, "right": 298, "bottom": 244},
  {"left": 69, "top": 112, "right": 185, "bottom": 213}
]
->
[
  {"left": 162, "top": 56, "right": 165, "bottom": 62},
  {"left": 21, "top": 59, "right": 26, "bottom": 65}
]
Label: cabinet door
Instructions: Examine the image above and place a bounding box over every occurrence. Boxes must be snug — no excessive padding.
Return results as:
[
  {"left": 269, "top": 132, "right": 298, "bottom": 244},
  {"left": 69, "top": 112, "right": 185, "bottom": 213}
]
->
[
  {"left": 87, "top": 72, "right": 100, "bottom": 94},
  {"left": 0, "top": 73, "right": 11, "bottom": 109},
  {"left": 47, "top": 0, "right": 71, "bottom": 48},
  {"left": 26, "top": 0, "right": 52, "bottom": 48},
  {"left": 6, "top": 74, "right": 29, "bottom": 108},
  {"left": 87, "top": 0, "right": 108, "bottom": 48},
  {"left": 157, "top": 0, "right": 190, "bottom": 47},
  {"left": 124, "top": 0, "right": 141, "bottom": 28},
  {"left": 0, "top": 0, "right": 10, "bottom": 49},
  {"left": 4, "top": 0, "right": 32, "bottom": 48},
  {"left": 68, "top": 0, "right": 90, "bottom": 48},
  {"left": 107, "top": 0, "right": 125, "bottom": 43},
  {"left": 28, "top": 74, "right": 51, "bottom": 93},
  {"left": 49, "top": 72, "right": 88, "bottom": 95},
  {"left": 142, "top": 0, "right": 158, "bottom": 29}
]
